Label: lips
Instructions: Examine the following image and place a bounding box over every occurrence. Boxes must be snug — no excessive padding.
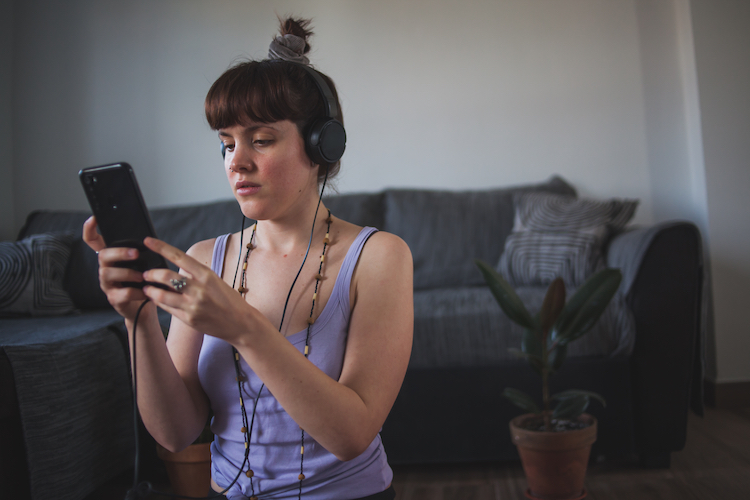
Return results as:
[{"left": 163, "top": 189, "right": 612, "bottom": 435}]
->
[{"left": 235, "top": 181, "right": 261, "bottom": 196}]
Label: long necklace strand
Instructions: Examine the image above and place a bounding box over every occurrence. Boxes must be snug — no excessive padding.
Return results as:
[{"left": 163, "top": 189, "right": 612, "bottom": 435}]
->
[
  {"left": 298, "top": 210, "right": 332, "bottom": 498},
  {"left": 233, "top": 211, "right": 332, "bottom": 500}
]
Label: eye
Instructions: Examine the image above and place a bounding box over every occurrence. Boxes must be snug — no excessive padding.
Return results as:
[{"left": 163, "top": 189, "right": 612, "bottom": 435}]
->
[
  {"left": 253, "top": 139, "right": 273, "bottom": 147},
  {"left": 222, "top": 142, "right": 235, "bottom": 153}
]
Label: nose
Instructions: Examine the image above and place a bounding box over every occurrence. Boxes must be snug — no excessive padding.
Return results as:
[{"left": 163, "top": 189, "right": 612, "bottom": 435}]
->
[{"left": 227, "top": 143, "right": 256, "bottom": 173}]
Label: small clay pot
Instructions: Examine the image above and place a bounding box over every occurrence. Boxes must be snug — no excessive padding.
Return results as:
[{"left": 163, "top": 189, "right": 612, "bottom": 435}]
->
[
  {"left": 156, "top": 442, "right": 211, "bottom": 498},
  {"left": 510, "top": 413, "right": 597, "bottom": 500}
]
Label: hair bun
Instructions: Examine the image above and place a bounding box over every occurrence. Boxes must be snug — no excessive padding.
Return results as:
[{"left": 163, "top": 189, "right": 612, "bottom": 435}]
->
[{"left": 268, "top": 17, "right": 314, "bottom": 65}]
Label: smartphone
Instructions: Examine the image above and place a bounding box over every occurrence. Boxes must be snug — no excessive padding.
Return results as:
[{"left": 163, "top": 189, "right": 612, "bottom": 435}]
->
[{"left": 79, "top": 162, "right": 169, "bottom": 287}]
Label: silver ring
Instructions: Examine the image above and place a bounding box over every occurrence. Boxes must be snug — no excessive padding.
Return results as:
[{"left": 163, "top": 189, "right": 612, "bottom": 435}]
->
[{"left": 170, "top": 277, "right": 187, "bottom": 292}]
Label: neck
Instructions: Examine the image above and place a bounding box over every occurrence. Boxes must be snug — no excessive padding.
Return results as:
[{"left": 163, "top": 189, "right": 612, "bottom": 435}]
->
[{"left": 252, "top": 197, "right": 329, "bottom": 255}]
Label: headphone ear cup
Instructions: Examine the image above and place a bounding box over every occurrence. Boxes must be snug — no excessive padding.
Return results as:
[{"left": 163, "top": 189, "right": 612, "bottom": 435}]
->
[{"left": 306, "top": 118, "right": 346, "bottom": 165}]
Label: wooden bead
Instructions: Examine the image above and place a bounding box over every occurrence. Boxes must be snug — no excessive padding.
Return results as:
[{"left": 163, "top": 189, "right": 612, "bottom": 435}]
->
[
  {"left": 246, "top": 469, "right": 254, "bottom": 478},
  {"left": 298, "top": 473, "right": 305, "bottom": 481},
  {"left": 326, "top": 215, "right": 333, "bottom": 223},
  {"left": 315, "top": 273, "right": 323, "bottom": 280},
  {"left": 324, "top": 237, "right": 330, "bottom": 245},
  {"left": 238, "top": 286, "right": 248, "bottom": 294},
  {"left": 243, "top": 262, "right": 248, "bottom": 270},
  {"left": 246, "top": 242, "right": 254, "bottom": 249},
  {"left": 235, "top": 352, "right": 240, "bottom": 361},
  {"left": 304, "top": 345, "right": 309, "bottom": 355},
  {"left": 250, "top": 496, "right": 258, "bottom": 500},
  {"left": 320, "top": 254, "right": 326, "bottom": 263},
  {"left": 301, "top": 445, "right": 305, "bottom": 455},
  {"left": 241, "top": 426, "right": 247, "bottom": 433},
  {"left": 307, "top": 317, "right": 314, "bottom": 325},
  {"left": 312, "top": 292, "right": 317, "bottom": 301}
]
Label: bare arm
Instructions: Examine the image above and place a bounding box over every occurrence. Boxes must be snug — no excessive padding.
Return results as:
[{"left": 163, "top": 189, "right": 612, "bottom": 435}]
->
[
  {"left": 141, "top": 231, "right": 414, "bottom": 460},
  {"left": 82, "top": 216, "right": 211, "bottom": 451}
]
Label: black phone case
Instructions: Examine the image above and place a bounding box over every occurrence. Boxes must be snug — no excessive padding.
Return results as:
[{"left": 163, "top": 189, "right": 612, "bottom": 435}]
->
[{"left": 79, "top": 162, "right": 169, "bottom": 288}]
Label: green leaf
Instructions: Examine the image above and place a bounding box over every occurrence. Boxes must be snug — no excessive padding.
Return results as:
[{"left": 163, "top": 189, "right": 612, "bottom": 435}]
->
[
  {"left": 548, "top": 344, "right": 568, "bottom": 373},
  {"left": 552, "top": 395, "right": 589, "bottom": 419},
  {"left": 539, "top": 278, "right": 566, "bottom": 342},
  {"left": 551, "top": 389, "right": 606, "bottom": 408},
  {"left": 475, "top": 259, "right": 536, "bottom": 330},
  {"left": 503, "top": 388, "right": 541, "bottom": 414},
  {"left": 552, "top": 269, "right": 622, "bottom": 346}
]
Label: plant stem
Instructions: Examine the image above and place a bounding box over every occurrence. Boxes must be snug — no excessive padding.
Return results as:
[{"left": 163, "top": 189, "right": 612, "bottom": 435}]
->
[{"left": 542, "top": 329, "right": 552, "bottom": 431}]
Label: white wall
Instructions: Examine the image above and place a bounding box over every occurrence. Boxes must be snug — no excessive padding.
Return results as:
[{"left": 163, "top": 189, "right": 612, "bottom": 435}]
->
[
  {"left": 0, "top": 0, "right": 13, "bottom": 242},
  {"left": 690, "top": 0, "right": 750, "bottom": 383},
  {"left": 8, "top": 0, "right": 655, "bottom": 229},
  {"left": 6, "top": 0, "right": 746, "bottom": 381}
]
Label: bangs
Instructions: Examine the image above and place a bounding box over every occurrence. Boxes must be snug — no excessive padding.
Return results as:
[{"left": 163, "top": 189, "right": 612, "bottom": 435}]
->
[{"left": 205, "top": 61, "right": 313, "bottom": 130}]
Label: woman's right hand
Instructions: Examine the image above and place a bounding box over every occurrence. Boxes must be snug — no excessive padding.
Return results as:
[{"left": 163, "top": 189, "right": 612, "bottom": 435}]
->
[{"left": 82, "top": 216, "right": 154, "bottom": 320}]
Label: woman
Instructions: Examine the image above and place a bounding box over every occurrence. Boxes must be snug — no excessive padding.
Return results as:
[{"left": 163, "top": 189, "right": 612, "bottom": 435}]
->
[{"left": 83, "top": 17, "right": 413, "bottom": 500}]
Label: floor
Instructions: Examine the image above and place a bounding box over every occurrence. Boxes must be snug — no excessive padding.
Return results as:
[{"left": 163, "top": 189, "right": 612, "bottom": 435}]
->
[
  {"left": 91, "top": 407, "right": 750, "bottom": 500},
  {"left": 391, "top": 407, "right": 750, "bottom": 500}
]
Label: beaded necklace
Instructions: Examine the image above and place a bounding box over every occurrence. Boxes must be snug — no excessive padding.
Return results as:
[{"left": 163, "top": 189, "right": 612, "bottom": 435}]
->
[{"left": 230, "top": 210, "right": 333, "bottom": 500}]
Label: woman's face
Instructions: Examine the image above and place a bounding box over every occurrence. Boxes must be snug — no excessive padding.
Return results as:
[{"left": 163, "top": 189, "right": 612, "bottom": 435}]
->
[{"left": 219, "top": 120, "right": 318, "bottom": 221}]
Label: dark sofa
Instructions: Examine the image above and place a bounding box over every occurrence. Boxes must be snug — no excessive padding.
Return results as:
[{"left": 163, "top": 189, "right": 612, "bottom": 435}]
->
[{"left": 0, "top": 176, "right": 704, "bottom": 499}]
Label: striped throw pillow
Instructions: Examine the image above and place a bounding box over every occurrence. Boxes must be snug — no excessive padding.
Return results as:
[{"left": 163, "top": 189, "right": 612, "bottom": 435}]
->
[
  {"left": 497, "top": 193, "right": 638, "bottom": 286},
  {"left": 0, "top": 233, "right": 77, "bottom": 316}
]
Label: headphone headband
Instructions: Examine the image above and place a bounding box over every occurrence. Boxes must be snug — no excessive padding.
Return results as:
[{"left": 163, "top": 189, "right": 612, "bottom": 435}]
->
[{"left": 295, "top": 64, "right": 340, "bottom": 121}]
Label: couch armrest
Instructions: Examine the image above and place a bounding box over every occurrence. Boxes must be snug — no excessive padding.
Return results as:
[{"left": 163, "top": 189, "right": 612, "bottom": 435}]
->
[{"left": 607, "top": 222, "right": 703, "bottom": 466}]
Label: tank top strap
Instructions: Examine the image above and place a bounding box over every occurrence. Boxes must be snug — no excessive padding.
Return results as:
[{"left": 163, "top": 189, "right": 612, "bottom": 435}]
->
[
  {"left": 332, "top": 226, "right": 379, "bottom": 311},
  {"left": 211, "top": 233, "right": 231, "bottom": 277}
]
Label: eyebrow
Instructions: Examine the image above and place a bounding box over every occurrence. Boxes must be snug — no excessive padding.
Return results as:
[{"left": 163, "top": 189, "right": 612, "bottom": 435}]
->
[{"left": 218, "top": 124, "right": 279, "bottom": 138}]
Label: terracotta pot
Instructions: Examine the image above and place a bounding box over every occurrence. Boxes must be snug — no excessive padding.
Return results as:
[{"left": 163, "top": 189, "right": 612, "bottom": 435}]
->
[
  {"left": 156, "top": 442, "right": 211, "bottom": 498},
  {"left": 510, "top": 413, "right": 597, "bottom": 500}
]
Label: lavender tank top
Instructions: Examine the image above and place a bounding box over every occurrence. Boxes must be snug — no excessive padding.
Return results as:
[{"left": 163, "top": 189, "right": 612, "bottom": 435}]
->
[{"left": 198, "top": 227, "right": 392, "bottom": 500}]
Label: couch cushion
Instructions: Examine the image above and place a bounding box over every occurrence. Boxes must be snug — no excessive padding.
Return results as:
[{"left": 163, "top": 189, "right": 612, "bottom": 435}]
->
[
  {"left": 0, "top": 233, "right": 77, "bottom": 317},
  {"left": 498, "top": 192, "right": 638, "bottom": 287},
  {"left": 383, "top": 176, "right": 577, "bottom": 290},
  {"left": 0, "top": 310, "right": 133, "bottom": 500},
  {"left": 411, "top": 285, "right": 635, "bottom": 369},
  {"left": 18, "top": 210, "right": 110, "bottom": 309},
  {"left": 323, "top": 192, "right": 385, "bottom": 229}
]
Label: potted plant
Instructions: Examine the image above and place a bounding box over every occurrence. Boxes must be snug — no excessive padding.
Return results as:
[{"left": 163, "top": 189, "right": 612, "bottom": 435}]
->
[
  {"left": 153, "top": 327, "right": 214, "bottom": 497},
  {"left": 475, "top": 261, "right": 622, "bottom": 500},
  {"left": 155, "top": 418, "right": 214, "bottom": 498}
]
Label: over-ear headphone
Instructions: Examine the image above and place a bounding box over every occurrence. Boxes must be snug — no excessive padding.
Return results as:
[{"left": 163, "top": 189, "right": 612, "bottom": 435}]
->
[{"left": 220, "top": 64, "right": 346, "bottom": 165}]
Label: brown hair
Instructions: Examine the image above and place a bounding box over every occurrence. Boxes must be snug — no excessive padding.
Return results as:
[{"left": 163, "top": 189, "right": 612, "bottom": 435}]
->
[{"left": 204, "top": 17, "right": 343, "bottom": 183}]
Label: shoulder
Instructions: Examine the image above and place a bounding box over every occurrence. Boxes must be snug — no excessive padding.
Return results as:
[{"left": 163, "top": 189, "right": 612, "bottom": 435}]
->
[
  {"left": 360, "top": 231, "right": 412, "bottom": 266},
  {"left": 186, "top": 237, "right": 219, "bottom": 267},
  {"left": 353, "top": 230, "right": 413, "bottom": 292}
]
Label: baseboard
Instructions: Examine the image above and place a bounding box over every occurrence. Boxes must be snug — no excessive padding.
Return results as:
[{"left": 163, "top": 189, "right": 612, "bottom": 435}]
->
[{"left": 704, "top": 379, "right": 750, "bottom": 409}]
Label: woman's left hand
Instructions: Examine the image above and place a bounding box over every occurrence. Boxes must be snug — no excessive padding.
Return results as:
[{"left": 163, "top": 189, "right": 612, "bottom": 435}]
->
[{"left": 141, "top": 237, "right": 256, "bottom": 342}]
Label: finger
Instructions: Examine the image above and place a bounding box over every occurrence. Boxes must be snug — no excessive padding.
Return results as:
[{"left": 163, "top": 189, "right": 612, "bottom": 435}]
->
[
  {"left": 142, "top": 283, "right": 187, "bottom": 312},
  {"left": 144, "top": 237, "right": 206, "bottom": 278},
  {"left": 98, "top": 247, "right": 140, "bottom": 267},
  {"left": 82, "top": 216, "right": 106, "bottom": 253},
  {"left": 142, "top": 269, "right": 189, "bottom": 294},
  {"left": 108, "top": 284, "right": 149, "bottom": 304},
  {"left": 100, "top": 266, "right": 145, "bottom": 288}
]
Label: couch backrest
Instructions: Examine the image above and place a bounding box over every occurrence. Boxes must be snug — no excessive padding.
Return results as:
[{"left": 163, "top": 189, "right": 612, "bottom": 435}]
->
[
  {"left": 381, "top": 176, "right": 577, "bottom": 290},
  {"left": 18, "top": 176, "right": 577, "bottom": 307}
]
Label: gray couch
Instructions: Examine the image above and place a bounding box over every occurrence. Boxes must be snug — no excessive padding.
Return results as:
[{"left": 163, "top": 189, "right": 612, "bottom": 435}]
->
[{"left": 0, "top": 176, "right": 704, "bottom": 499}]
